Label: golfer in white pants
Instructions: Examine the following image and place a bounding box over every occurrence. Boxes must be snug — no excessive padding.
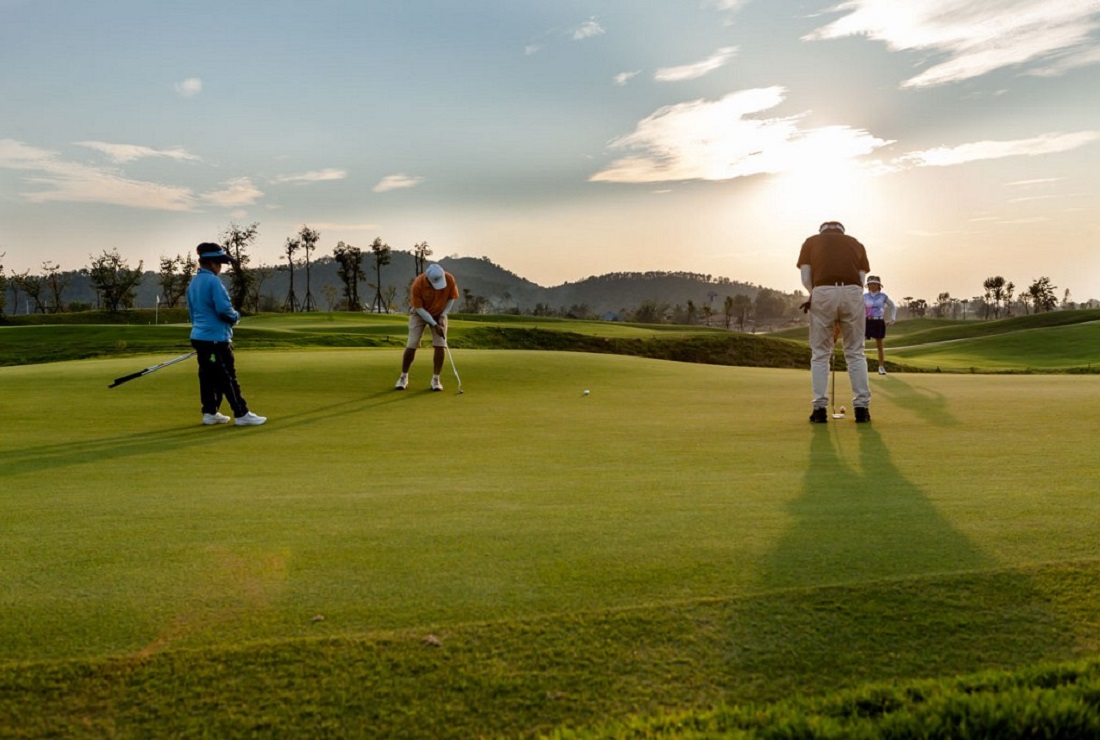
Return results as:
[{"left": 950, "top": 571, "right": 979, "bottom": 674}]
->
[{"left": 797, "top": 221, "right": 872, "bottom": 423}]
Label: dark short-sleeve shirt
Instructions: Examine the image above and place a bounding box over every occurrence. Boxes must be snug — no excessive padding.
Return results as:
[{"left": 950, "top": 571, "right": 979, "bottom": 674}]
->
[{"left": 796, "top": 232, "right": 870, "bottom": 287}]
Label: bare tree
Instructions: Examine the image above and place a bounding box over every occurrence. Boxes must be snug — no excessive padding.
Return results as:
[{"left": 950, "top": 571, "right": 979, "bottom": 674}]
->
[
  {"left": 298, "top": 225, "right": 320, "bottom": 311},
  {"left": 0, "top": 252, "right": 6, "bottom": 316},
  {"left": 282, "top": 237, "right": 300, "bottom": 312},
  {"left": 332, "top": 241, "right": 365, "bottom": 310},
  {"left": 983, "top": 276, "right": 1006, "bottom": 318},
  {"left": 1028, "top": 277, "right": 1058, "bottom": 312},
  {"left": 413, "top": 241, "right": 432, "bottom": 275},
  {"left": 221, "top": 222, "right": 259, "bottom": 313},
  {"left": 41, "top": 261, "right": 70, "bottom": 313},
  {"left": 368, "top": 237, "right": 392, "bottom": 313},
  {"left": 158, "top": 254, "right": 195, "bottom": 308},
  {"left": 85, "top": 249, "right": 143, "bottom": 312},
  {"left": 11, "top": 270, "right": 46, "bottom": 313}
]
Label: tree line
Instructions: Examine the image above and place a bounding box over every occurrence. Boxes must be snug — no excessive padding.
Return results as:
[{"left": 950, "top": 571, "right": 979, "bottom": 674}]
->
[
  {"left": 898, "top": 275, "right": 1094, "bottom": 320},
  {"left": 1, "top": 234, "right": 1095, "bottom": 324}
]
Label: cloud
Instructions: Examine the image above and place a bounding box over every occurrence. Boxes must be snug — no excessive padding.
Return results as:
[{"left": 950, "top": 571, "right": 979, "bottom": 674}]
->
[
  {"left": 0, "top": 138, "right": 196, "bottom": 210},
  {"left": 174, "top": 77, "right": 203, "bottom": 97},
  {"left": 75, "top": 141, "right": 201, "bottom": 164},
  {"left": 590, "top": 87, "right": 891, "bottom": 184},
  {"left": 614, "top": 70, "right": 641, "bottom": 86},
  {"left": 271, "top": 168, "right": 348, "bottom": 184},
  {"left": 572, "top": 18, "right": 605, "bottom": 40},
  {"left": 200, "top": 177, "right": 263, "bottom": 207},
  {"left": 897, "top": 131, "right": 1100, "bottom": 167},
  {"left": 655, "top": 47, "right": 738, "bottom": 82},
  {"left": 373, "top": 173, "right": 424, "bottom": 193},
  {"left": 702, "top": 0, "right": 749, "bottom": 10},
  {"left": 804, "top": 0, "right": 1100, "bottom": 87},
  {"left": 524, "top": 44, "right": 542, "bottom": 55}
]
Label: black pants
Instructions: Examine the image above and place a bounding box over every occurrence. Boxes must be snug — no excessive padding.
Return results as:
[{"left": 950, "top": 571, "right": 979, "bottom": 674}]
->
[{"left": 191, "top": 340, "right": 249, "bottom": 417}]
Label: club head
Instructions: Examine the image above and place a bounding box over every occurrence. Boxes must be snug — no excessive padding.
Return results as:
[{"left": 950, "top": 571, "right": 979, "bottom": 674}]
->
[{"left": 831, "top": 413, "right": 845, "bottom": 419}]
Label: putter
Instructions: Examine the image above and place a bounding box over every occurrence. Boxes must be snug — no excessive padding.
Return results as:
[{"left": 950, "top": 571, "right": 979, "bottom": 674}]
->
[
  {"left": 108, "top": 351, "right": 197, "bottom": 388},
  {"left": 830, "top": 345, "right": 845, "bottom": 419},
  {"left": 445, "top": 344, "right": 463, "bottom": 394}
]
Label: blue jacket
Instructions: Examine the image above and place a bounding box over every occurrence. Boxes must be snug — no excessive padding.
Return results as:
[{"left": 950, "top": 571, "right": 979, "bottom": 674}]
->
[{"left": 187, "top": 268, "right": 239, "bottom": 342}]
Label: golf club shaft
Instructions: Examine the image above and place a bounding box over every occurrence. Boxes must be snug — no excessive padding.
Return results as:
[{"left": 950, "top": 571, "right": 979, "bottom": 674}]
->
[
  {"left": 445, "top": 344, "right": 462, "bottom": 392},
  {"left": 108, "top": 351, "right": 196, "bottom": 388}
]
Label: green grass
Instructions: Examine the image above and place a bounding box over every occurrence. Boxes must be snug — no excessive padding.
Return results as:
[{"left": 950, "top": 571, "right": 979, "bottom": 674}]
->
[{"left": 3, "top": 342, "right": 1100, "bottom": 736}]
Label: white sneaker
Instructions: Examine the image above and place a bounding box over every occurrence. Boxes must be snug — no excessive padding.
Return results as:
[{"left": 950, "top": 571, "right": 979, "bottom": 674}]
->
[
  {"left": 430, "top": 376, "right": 443, "bottom": 392},
  {"left": 878, "top": 366, "right": 887, "bottom": 375},
  {"left": 394, "top": 375, "right": 408, "bottom": 390},
  {"left": 235, "top": 411, "right": 267, "bottom": 426},
  {"left": 202, "top": 412, "right": 231, "bottom": 425}
]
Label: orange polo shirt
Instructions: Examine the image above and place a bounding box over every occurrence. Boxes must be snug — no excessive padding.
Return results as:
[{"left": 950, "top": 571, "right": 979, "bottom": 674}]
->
[{"left": 409, "top": 272, "right": 459, "bottom": 317}]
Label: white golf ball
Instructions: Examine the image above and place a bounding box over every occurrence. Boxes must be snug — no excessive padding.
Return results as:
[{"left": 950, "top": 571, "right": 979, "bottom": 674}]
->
[{"left": 583, "top": 389, "right": 590, "bottom": 395}]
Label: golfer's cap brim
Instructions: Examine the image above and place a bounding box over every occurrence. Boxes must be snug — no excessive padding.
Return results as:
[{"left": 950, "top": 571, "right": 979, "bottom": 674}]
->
[
  {"left": 199, "top": 249, "right": 233, "bottom": 263},
  {"left": 429, "top": 277, "right": 446, "bottom": 289}
]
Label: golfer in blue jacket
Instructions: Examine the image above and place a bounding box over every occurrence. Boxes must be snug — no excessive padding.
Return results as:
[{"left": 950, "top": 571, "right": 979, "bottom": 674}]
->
[{"left": 186, "top": 242, "right": 266, "bottom": 426}]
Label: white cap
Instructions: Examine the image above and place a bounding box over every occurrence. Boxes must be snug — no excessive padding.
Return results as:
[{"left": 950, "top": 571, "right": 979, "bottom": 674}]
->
[{"left": 425, "top": 263, "right": 447, "bottom": 289}]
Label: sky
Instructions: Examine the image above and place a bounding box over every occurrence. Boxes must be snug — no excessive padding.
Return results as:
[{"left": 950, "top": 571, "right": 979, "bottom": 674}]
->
[{"left": 2, "top": 0, "right": 1099, "bottom": 303}]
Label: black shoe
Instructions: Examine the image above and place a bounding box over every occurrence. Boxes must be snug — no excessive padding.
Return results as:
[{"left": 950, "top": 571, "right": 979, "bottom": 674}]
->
[
  {"left": 855, "top": 407, "right": 871, "bottom": 423},
  {"left": 809, "top": 407, "right": 828, "bottom": 423}
]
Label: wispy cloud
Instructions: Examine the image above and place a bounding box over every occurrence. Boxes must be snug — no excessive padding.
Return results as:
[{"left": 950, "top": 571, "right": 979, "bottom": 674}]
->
[
  {"left": 373, "top": 173, "right": 424, "bottom": 193},
  {"left": 590, "top": 87, "right": 891, "bottom": 184},
  {"left": 200, "top": 177, "right": 263, "bottom": 207},
  {"left": 655, "top": 47, "right": 737, "bottom": 82},
  {"left": 271, "top": 168, "right": 348, "bottom": 184},
  {"left": 804, "top": 0, "right": 1100, "bottom": 87},
  {"left": 702, "top": 0, "right": 750, "bottom": 10},
  {"left": 614, "top": 70, "right": 641, "bottom": 86},
  {"left": 174, "top": 77, "right": 203, "bottom": 97},
  {"left": 896, "top": 131, "right": 1100, "bottom": 167},
  {"left": 75, "top": 141, "right": 201, "bottom": 164},
  {"left": 1007, "top": 177, "right": 1060, "bottom": 187},
  {"left": 572, "top": 18, "right": 605, "bottom": 40},
  {"left": 524, "top": 44, "right": 542, "bottom": 56},
  {"left": 0, "top": 138, "right": 196, "bottom": 210}
]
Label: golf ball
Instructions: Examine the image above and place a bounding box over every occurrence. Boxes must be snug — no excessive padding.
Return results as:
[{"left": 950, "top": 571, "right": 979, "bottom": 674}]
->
[
  {"left": 583, "top": 389, "right": 590, "bottom": 395},
  {"left": 839, "top": 406, "right": 846, "bottom": 414}
]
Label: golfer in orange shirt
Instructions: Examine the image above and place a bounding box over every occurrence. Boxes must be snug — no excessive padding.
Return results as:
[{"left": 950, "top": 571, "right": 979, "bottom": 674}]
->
[{"left": 395, "top": 263, "right": 460, "bottom": 391}]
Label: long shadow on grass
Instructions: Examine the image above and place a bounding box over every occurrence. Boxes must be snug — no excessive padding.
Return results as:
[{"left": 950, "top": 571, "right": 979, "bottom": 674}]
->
[
  {"left": 873, "top": 375, "right": 959, "bottom": 427},
  {"left": 721, "top": 424, "right": 1077, "bottom": 698},
  {"left": 0, "top": 392, "right": 396, "bottom": 477}
]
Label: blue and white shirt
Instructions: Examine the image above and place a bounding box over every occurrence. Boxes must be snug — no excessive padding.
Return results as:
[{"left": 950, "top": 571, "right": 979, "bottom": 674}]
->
[{"left": 863, "top": 291, "right": 896, "bottom": 321}]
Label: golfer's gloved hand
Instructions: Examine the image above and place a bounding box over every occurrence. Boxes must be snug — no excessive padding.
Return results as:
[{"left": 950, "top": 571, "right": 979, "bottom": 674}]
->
[{"left": 799, "top": 300, "right": 811, "bottom": 314}]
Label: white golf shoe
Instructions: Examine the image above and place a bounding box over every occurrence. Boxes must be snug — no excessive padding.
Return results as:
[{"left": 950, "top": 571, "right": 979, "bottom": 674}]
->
[
  {"left": 878, "top": 366, "right": 887, "bottom": 375},
  {"left": 430, "top": 375, "right": 443, "bottom": 392},
  {"left": 234, "top": 411, "right": 267, "bottom": 426},
  {"left": 202, "top": 412, "right": 231, "bottom": 425},
  {"left": 394, "top": 374, "right": 408, "bottom": 390}
]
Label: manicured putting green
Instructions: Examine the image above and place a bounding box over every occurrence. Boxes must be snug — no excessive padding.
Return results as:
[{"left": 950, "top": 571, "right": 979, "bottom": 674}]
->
[{"left": 1, "top": 349, "right": 1098, "bottom": 666}]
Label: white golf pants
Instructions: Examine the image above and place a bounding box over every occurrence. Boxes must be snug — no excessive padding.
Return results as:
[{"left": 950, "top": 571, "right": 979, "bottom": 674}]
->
[{"left": 809, "top": 284, "right": 871, "bottom": 409}]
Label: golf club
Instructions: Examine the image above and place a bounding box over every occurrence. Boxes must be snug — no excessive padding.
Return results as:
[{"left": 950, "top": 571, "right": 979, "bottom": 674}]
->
[
  {"left": 829, "top": 320, "right": 845, "bottom": 419},
  {"left": 445, "top": 344, "right": 463, "bottom": 394},
  {"left": 108, "top": 351, "right": 196, "bottom": 388}
]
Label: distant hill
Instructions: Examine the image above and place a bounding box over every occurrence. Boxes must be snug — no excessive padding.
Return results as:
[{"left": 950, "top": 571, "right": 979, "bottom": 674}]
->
[{"left": 5, "top": 250, "right": 777, "bottom": 319}]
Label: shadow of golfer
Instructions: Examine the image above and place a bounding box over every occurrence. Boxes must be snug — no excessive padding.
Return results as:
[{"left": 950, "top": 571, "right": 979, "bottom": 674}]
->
[
  {"left": 720, "top": 425, "right": 1078, "bottom": 699},
  {"left": 873, "top": 376, "right": 958, "bottom": 427},
  {"left": 0, "top": 390, "right": 398, "bottom": 478}
]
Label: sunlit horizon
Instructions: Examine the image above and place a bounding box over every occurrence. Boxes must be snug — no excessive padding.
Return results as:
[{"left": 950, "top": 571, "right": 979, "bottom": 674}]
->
[{"left": 2, "top": 1, "right": 1098, "bottom": 302}]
